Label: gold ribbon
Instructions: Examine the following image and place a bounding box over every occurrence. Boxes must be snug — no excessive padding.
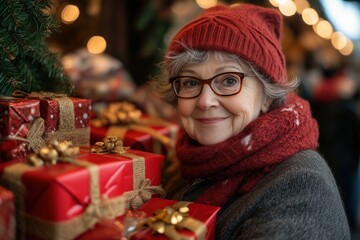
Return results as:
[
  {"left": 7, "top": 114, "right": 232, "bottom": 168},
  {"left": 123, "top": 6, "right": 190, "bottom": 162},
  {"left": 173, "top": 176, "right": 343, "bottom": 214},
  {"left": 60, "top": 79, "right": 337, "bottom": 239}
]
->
[
  {"left": 26, "top": 117, "right": 46, "bottom": 151},
  {"left": 140, "top": 202, "right": 207, "bottom": 240},
  {"left": 26, "top": 140, "right": 79, "bottom": 166},
  {"left": 14, "top": 91, "right": 90, "bottom": 146},
  {"left": 91, "top": 137, "right": 166, "bottom": 210},
  {"left": 124, "top": 179, "right": 166, "bottom": 210},
  {"left": 12, "top": 90, "right": 68, "bottom": 99},
  {"left": 0, "top": 141, "right": 164, "bottom": 240},
  {"left": 91, "top": 136, "right": 130, "bottom": 154},
  {"left": 39, "top": 93, "right": 90, "bottom": 146},
  {"left": 0, "top": 95, "right": 17, "bottom": 100},
  {"left": 92, "top": 101, "right": 142, "bottom": 127},
  {"left": 1, "top": 117, "right": 45, "bottom": 152},
  {"left": 104, "top": 120, "right": 175, "bottom": 155},
  {"left": 91, "top": 100, "right": 177, "bottom": 155},
  {"left": 0, "top": 94, "right": 45, "bottom": 150},
  {"left": 1, "top": 163, "right": 37, "bottom": 240}
]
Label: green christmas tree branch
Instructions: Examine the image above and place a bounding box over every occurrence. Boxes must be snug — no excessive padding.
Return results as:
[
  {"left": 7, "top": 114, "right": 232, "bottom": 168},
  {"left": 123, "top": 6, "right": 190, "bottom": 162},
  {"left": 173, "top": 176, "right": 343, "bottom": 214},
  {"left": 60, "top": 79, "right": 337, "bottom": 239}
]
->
[{"left": 0, "top": 0, "right": 72, "bottom": 96}]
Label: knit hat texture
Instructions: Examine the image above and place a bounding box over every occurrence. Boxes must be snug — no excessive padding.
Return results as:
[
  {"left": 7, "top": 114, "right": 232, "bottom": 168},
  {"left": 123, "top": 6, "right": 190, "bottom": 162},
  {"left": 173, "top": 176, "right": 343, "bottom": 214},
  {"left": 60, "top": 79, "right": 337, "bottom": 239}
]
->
[{"left": 167, "top": 4, "right": 287, "bottom": 84}]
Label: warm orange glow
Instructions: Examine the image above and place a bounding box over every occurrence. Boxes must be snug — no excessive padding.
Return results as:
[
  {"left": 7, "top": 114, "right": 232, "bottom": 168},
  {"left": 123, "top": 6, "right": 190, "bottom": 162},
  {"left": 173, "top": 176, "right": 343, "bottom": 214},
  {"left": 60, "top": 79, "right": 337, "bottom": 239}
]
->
[
  {"left": 196, "top": 0, "right": 217, "bottom": 9},
  {"left": 339, "top": 40, "right": 354, "bottom": 55},
  {"left": 331, "top": 32, "right": 347, "bottom": 50},
  {"left": 269, "top": 0, "right": 280, "bottom": 7},
  {"left": 314, "top": 19, "right": 333, "bottom": 39},
  {"left": 279, "top": 1, "right": 297, "bottom": 16},
  {"left": 87, "top": 36, "right": 107, "bottom": 54},
  {"left": 302, "top": 8, "right": 319, "bottom": 25},
  {"left": 275, "top": 0, "right": 290, "bottom": 4},
  {"left": 294, "top": 0, "right": 310, "bottom": 14},
  {"left": 61, "top": 4, "right": 80, "bottom": 24}
]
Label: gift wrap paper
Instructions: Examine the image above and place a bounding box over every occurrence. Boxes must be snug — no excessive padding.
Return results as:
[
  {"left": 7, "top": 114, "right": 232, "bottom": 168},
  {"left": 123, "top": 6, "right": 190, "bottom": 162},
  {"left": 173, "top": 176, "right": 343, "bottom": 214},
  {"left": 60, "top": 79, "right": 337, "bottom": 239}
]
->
[
  {"left": 36, "top": 96, "right": 92, "bottom": 146},
  {"left": 130, "top": 198, "right": 220, "bottom": 240},
  {"left": 77, "top": 198, "right": 220, "bottom": 240},
  {"left": 0, "top": 185, "right": 16, "bottom": 240},
  {"left": 0, "top": 98, "right": 41, "bottom": 161},
  {"left": 90, "top": 115, "right": 179, "bottom": 155},
  {"left": 0, "top": 148, "right": 164, "bottom": 240}
]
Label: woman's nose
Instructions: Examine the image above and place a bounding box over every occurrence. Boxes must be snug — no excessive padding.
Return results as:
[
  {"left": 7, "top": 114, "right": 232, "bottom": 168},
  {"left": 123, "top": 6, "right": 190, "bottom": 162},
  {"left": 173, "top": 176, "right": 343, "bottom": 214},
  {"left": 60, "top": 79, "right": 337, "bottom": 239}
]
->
[{"left": 196, "top": 84, "right": 219, "bottom": 110}]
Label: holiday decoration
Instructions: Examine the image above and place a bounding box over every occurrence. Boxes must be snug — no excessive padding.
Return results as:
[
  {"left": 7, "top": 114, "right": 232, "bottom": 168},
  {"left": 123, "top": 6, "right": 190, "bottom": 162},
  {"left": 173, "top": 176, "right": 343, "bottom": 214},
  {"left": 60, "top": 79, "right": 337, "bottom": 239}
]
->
[
  {"left": 0, "top": 98, "right": 41, "bottom": 161},
  {"left": 15, "top": 91, "right": 92, "bottom": 147},
  {"left": 77, "top": 198, "right": 220, "bottom": 240},
  {"left": 61, "top": 49, "right": 136, "bottom": 102},
  {"left": 91, "top": 135, "right": 130, "bottom": 154},
  {"left": 0, "top": 139, "right": 164, "bottom": 240},
  {"left": 26, "top": 139, "right": 79, "bottom": 166},
  {"left": 0, "top": 186, "right": 15, "bottom": 240},
  {"left": 125, "top": 198, "right": 219, "bottom": 240},
  {"left": 91, "top": 102, "right": 178, "bottom": 156},
  {"left": 0, "top": 0, "right": 71, "bottom": 96}
]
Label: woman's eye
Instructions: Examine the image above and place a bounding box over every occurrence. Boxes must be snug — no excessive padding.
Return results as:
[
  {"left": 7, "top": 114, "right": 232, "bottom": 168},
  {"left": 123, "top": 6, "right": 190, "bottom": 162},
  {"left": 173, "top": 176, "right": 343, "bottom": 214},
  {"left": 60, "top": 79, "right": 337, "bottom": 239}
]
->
[
  {"left": 182, "top": 79, "right": 199, "bottom": 88},
  {"left": 222, "top": 77, "right": 238, "bottom": 86}
]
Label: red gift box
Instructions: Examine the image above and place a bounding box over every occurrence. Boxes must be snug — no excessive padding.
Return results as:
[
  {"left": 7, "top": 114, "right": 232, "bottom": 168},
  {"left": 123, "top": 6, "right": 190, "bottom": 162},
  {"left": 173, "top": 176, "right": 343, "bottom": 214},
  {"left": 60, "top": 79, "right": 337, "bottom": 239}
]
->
[
  {"left": 0, "top": 147, "right": 164, "bottom": 240},
  {"left": 129, "top": 198, "right": 220, "bottom": 240},
  {"left": 0, "top": 185, "right": 15, "bottom": 240},
  {"left": 77, "top": 198, "right": 220, "bottom": 240},
  {"left": 0, "top": 98, "right": 41, "bottom": 161},
  {"left": 36, "top": 96, "right": 92, "bottom": 146},
  {"left": 90, "top": 115, "right": 179, "bottom": 155}
]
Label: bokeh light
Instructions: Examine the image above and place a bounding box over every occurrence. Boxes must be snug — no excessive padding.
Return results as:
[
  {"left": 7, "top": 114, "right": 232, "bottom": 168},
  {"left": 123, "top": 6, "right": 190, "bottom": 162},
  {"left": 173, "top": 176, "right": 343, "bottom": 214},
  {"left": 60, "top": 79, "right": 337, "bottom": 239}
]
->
[
  {"left": 87, "top": 36, "right": 107, "bottom": 54},
  {"left": 302, "top": 8, "right": 319, "bottom": 25},
  {"left": 331, "top": 32, "right": 348, "bottom": 50},
  {"left": 279, "top": 1, "right": 297, "bottom": 16},
  {"left": 313, "top": 19, "right": 333, "bottom": 39},
  {"left": 339, "top": 39, "right": 354, "bottom": 55},
  {"left": 61, "top": 4, "right": 80, "bottom": 24},
  {"left": 196, "top": 0, "right": 217, "bottom": 9}
]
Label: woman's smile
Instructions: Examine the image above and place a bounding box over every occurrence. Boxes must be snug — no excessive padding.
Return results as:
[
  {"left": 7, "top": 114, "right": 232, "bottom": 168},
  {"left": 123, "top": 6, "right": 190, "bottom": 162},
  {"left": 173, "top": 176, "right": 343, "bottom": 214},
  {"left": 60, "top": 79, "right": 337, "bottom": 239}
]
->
[{"left": 196, "top": 117, "right": 228, "bottom": 125}]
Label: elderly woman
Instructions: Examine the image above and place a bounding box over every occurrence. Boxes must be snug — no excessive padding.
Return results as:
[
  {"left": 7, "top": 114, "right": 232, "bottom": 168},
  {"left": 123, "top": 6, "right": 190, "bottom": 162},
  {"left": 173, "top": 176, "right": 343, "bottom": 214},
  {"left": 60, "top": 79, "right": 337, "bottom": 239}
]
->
[{"left": 152, "top": 3, "right": 350, "bottom": 239}]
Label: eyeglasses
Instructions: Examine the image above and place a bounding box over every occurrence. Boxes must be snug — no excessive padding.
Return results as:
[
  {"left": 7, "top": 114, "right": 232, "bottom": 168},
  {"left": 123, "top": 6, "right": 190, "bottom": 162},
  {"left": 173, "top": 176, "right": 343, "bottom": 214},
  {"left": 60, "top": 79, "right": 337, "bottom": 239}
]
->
[{"left": 169, "top": 72, "right": 249, "bottom": 99}]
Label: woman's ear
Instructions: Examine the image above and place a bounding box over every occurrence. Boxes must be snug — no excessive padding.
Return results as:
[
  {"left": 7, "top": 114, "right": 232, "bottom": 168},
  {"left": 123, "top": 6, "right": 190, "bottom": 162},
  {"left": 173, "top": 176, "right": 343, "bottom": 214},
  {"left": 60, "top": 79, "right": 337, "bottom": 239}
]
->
[{"left": 261, "top": 97, "right": 273, "bottom": 113}]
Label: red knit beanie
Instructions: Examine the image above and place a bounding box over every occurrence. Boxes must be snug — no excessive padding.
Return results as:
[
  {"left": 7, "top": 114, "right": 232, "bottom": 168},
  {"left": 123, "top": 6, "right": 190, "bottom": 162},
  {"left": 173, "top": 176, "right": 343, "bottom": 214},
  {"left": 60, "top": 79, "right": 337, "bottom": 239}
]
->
[{"left": 167, "top": 4, "right": 287, "bottom": 84}]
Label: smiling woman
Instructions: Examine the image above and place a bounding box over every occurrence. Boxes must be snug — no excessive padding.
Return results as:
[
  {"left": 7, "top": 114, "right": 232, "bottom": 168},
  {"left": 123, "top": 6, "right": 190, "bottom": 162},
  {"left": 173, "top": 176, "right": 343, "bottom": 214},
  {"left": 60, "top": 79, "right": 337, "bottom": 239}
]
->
[{"left": 151, "top": 3, "right": 350, "bottom": 239}]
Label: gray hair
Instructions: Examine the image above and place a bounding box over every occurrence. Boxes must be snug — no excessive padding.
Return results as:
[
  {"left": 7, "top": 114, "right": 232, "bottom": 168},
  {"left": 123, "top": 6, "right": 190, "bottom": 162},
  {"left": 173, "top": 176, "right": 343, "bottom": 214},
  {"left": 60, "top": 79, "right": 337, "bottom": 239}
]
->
[{"left": 151, "top": 49, "right": 299, "bottom": 109}]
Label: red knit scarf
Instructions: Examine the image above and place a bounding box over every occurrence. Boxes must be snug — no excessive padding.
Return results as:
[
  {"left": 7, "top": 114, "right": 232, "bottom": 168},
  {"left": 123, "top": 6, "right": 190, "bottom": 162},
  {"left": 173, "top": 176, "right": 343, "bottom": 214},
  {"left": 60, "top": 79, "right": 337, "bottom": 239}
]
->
[{"left": 176, "top": 94, "right": 319, "bottom": 206}]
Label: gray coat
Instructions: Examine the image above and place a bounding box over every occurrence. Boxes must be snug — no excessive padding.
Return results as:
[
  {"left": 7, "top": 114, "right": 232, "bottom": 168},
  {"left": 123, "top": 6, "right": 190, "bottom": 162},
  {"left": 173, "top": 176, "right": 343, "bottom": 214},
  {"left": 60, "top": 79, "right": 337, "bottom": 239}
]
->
[{"left": 180, "top": 150, "right": 350, "bottom": 240}]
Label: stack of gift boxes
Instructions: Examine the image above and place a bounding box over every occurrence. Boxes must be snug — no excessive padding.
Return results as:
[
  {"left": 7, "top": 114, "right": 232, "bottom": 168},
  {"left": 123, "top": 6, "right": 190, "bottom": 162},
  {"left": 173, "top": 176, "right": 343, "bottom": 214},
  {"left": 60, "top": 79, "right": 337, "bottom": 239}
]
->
[{"left": 0, "top": 93, "right": 220, "bottom": 239}]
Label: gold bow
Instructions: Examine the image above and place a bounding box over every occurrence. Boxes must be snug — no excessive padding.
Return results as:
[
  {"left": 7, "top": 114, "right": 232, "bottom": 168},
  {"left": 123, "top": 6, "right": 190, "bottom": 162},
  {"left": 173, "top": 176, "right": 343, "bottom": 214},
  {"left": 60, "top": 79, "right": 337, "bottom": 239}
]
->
[
  {"left": 27, "top": 140, "right": 79, "bottom": 166},
  {"left": 140, "top": 202, "right": 206, "bottom": 240},
  {"left": 146, "top": 204, "right": 190, "bottom": 233},
  {"left": 92, "top": 102, "right": 142, "bottom": 127},
  {"left": 91, "top": 136, "right": 130, "bottom": 154}
]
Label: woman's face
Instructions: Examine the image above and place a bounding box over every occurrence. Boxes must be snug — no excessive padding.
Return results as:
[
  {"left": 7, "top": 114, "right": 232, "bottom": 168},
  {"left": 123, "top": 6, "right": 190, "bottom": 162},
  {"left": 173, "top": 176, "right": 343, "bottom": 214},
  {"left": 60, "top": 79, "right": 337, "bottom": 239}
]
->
[{"left": 177, "top": 55, "right": 271, "bottom": 145}]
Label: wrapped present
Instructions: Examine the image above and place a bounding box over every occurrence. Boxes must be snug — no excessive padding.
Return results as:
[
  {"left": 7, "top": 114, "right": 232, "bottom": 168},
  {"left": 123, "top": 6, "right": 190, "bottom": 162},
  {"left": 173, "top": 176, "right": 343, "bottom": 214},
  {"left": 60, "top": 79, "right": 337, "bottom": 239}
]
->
[
  {"left": 0, "top": 185, "right": 15, "bottom": 240},
  {"left": 0, "top": 138, "right": 164, "bottom": 240},
  {"left": 62, "top": 48, "right": 136, "bottom": 102},
  {"left": 0, "top": 97, "right": 42, "bottom": 161},
  {"left": 127, "top": 198, "right": 220, "bottom": 240},
  {"left": 14, "top": 91, "right": 92, "bottom": 147},
  {"left": 77, "top": 198, "right": 220, "bottom": 240},
  {"left": 90, "top": 102, "right": 181, "bottom": 199},
  {"left": 90, "top": 102, "right": 179, "bottom": 156}
]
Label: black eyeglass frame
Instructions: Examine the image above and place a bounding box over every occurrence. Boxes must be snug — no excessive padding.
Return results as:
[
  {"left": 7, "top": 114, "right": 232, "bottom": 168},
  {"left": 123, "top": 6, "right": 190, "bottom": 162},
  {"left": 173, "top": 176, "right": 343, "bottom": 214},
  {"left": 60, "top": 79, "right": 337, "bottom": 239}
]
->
[{"left": 169, "top": 72, "right": 249, "bottom": 99}]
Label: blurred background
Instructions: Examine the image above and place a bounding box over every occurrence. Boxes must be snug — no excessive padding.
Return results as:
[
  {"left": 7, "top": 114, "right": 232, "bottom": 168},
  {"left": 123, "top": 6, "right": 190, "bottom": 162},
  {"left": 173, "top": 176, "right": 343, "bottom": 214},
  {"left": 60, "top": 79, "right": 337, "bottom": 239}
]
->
[{"left": 47, "top": 0, "right": 360, "bottom": 237}]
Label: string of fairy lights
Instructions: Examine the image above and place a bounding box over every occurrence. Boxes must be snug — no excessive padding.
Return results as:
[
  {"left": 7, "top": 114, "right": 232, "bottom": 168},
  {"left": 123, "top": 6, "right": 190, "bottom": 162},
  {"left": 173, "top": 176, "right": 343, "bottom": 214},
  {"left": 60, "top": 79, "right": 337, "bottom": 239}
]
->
[
  {"left": 59, "top": 0, "right": 354, "bottom": 56},
  {"left": 268, "top": 0, "right": 354, "bottom": 56}
]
